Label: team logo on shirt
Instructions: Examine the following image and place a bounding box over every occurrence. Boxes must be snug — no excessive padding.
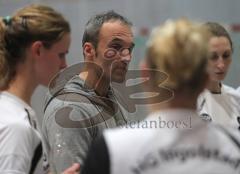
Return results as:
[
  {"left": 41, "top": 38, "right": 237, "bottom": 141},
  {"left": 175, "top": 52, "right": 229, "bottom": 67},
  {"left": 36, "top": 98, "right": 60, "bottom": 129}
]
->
[{"left": 199, "top": 113, "right": 212, "bottom": 122}]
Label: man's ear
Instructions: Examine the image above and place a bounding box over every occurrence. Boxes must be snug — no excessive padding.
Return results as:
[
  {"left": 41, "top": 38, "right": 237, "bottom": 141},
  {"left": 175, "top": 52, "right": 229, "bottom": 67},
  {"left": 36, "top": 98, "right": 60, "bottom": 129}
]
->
[
  {"left": 83, "top": 42, "right": 95, "bottom": 60},
  {"left": 30, "top": 41, "right": 44, "bottom": 58}
]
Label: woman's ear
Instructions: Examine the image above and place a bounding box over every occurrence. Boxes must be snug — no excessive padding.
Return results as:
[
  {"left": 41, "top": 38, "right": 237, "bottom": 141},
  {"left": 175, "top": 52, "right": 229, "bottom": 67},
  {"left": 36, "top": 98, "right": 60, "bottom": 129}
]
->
[
  {"left": 83, "top": 42, "right": 95, "bottom": 60},
  {"left": 30, "top": 41, "right": 44, "bottom": 58}
]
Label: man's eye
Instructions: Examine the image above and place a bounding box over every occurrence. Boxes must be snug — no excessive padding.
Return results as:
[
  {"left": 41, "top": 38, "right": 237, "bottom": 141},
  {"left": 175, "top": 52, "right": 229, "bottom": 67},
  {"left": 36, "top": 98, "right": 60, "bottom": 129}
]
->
[{"left": 111, "top": 44, "right": 122, "bottom": 50}]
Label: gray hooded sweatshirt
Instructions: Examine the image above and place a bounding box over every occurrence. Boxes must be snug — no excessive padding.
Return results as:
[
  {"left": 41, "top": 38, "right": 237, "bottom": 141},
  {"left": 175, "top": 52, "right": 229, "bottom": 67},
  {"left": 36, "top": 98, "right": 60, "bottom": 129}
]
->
[{"left": 41, "top": 75, "right": 129, "bottom": 173}]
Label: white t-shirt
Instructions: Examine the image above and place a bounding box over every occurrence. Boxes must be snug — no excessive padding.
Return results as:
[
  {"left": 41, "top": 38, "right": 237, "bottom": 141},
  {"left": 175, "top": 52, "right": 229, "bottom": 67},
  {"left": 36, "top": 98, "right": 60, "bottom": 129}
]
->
[
  {"left": 104, "top": 109, "right": 240, "bottom": 174},
  {"left": 0, "top": 92, "right": 41, "bottom": 174},
  {"left": 237, "top": 87, "right": 240, "bottom": 93},
  {"left": 197, "top": 84, "right": 240, "bottom": 127}
]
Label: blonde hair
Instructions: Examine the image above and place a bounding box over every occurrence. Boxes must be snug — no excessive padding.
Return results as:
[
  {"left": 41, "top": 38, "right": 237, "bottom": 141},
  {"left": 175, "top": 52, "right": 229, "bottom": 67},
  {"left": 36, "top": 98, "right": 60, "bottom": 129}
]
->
[
  {"left": 146, "top": 19, "right": 209, "bottom": 91},
  {"left": 0, "top": 4, "right": 70, "bottom": 90}
]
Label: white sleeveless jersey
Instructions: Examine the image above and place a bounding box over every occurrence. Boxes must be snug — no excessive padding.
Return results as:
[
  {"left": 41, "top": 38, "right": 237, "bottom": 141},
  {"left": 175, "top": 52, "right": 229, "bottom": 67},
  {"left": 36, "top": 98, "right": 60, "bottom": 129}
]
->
[{"left": 104, "top": 109, "right": 240, "bottom": 174}]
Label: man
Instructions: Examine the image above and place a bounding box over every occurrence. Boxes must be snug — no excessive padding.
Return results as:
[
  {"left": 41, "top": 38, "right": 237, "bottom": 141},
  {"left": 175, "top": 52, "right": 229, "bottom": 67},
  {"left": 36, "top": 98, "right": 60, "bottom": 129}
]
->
[
  {"left": 41, "top": 10, "right": 135, "bottom": 173},
  {"left": 81, "top": 19, "right": 240, "bottom": 174}
]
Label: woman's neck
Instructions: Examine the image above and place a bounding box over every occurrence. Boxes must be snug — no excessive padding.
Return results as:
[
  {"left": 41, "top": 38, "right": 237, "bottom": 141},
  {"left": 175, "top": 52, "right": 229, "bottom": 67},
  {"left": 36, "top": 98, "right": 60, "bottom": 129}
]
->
[
  {"left": 5, "top": 65, "right": 37, "bottom": 105},
  {"left": 207, "top": 81, "right": 221, "bottom": 93}
]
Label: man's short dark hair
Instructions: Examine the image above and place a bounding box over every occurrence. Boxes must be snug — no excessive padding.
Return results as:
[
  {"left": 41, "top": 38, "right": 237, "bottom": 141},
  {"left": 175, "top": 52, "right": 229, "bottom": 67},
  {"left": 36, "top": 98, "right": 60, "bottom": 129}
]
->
[{"left": 82, "top": 10, "right": 132, "bottom": 49}]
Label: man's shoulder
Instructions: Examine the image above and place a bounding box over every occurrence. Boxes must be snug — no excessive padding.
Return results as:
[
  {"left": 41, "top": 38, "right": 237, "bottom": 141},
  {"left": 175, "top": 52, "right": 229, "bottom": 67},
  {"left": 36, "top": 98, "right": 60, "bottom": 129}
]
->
[
  {"left": 42, "top": 88, "right": 105, "bottom": 131},
  {"left": 44, "top": 74, "right": 91, "bottom": 108},
  {"left": 45, "top": 88, "right": 96, "bottom": 111}
]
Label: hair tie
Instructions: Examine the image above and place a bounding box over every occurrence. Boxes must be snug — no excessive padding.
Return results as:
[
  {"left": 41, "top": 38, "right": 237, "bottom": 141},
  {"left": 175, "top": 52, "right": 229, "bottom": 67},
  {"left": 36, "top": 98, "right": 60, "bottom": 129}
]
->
[{"left": 3, "top": 16, "right": 12, "bottom": 26}]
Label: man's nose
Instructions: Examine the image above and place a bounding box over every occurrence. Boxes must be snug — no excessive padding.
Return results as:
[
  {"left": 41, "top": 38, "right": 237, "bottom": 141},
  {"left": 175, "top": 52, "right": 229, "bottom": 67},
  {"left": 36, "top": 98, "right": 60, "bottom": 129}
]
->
[{"left": 121, "top": 54, "right": 131, "bottom": 63}]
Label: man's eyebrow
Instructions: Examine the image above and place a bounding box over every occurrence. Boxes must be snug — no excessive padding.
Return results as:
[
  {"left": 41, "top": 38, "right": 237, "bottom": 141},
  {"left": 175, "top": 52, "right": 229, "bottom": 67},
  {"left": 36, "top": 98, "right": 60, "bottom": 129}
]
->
[
  {"left": 110, "top": 38, "right": 124, "bottom": 43},
  {"left": 110, "top": 38, "right": 135, "bottom": 48}
]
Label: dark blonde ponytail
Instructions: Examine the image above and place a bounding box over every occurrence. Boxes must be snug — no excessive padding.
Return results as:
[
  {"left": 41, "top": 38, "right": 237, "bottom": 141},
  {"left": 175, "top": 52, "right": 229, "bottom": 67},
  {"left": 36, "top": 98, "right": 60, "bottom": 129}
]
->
[{"left": 0, "top": 4, "right": 70, "bottom": 90}]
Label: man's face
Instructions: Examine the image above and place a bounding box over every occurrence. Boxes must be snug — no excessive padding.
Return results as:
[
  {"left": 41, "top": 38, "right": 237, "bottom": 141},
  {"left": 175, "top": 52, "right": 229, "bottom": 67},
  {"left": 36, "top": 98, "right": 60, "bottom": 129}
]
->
[{"left": 94, "top": 21, "right": 134, "bottom": 83}]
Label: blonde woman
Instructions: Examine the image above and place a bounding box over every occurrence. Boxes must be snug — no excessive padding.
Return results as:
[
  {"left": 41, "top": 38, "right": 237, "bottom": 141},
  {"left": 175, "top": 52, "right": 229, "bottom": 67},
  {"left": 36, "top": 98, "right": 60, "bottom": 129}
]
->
[
  {"left": 0, "top": 4, "right": 79, "bottom": 174},
  {"left": 82, "top": 19, "right": 240, "bottom": 174}
]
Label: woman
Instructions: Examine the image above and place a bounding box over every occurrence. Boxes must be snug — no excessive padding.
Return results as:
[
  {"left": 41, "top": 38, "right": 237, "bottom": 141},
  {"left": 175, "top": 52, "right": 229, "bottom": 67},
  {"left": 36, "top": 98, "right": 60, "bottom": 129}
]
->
[
  {"left": 81, "top": 19, "right": 240, "bottom": 174},
  {"left": 197, "top": 22, "right": 240, "bottom": 127},
  {"left": 0, "top": 4, "right": 79, "bottom": 174}
]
